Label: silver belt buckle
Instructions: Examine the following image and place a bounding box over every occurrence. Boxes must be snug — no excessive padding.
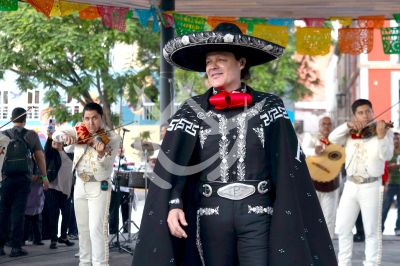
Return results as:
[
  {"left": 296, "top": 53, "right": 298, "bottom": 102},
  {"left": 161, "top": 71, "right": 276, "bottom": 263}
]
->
[
  {"left": 217, "top": 183, "right": 255, "bottom": 200},
  {"left": 351, "top": 176, "right": 363, "bottom": 184},
  {"left": 79, "top": 172, "right": 91, "bottom": 182}
]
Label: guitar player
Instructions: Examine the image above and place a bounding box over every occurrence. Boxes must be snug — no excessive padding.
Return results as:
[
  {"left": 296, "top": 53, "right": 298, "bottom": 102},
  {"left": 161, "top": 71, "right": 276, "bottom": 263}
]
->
[{"left": 302, "top": 115, "right": 341, "bottom": 239}]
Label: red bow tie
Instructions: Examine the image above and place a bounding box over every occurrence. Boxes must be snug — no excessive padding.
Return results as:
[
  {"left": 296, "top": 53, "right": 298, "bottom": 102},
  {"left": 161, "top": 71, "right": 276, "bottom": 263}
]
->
[
  {"left": 209, "top": 91, "right": 253, "bottom": 110},
  {"left": 351, "top": 134, "right": 362, "bottom": 139},
  {"left": 319, "top": 138, "right": 330, "bottom": 145}
]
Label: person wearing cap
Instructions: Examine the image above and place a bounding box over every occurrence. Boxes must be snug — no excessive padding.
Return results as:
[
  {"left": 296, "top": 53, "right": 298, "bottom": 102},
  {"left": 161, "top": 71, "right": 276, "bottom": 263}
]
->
[
  {"left": 0, "top": 107, "right": 48, "bottom": 257},
  {"left": 133, "top": 23, "right": 337, "bottom": 266}
]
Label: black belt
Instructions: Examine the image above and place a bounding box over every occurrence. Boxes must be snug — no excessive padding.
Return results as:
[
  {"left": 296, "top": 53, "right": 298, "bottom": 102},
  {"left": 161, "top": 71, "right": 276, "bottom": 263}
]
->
[{"left": 199, "top": 180, "right": 271, "bottom": 200}]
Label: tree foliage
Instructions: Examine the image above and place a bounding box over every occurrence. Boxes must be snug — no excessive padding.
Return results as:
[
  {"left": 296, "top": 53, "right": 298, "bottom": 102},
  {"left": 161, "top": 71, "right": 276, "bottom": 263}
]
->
[
  {"left": 0, "top": 3, "right": 318, "bottom": 128},
  {"left": 0, "top": 4, "right": 159, "bottom": 127}
]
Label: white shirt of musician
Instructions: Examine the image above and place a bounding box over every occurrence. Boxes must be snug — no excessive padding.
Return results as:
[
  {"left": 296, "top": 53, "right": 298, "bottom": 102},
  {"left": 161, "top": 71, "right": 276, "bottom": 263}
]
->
[
  {"left": 302, "top": 132, "right": 323, "bottom": 157},
  {"left": 75, "top": 145, "right": 99, "bottom": 178},
  {"left": 329, "top": 123, "right": 393, "bottom": 178},
  {"left": 53, "top": 127, "right": 121, "bottom": 182}
]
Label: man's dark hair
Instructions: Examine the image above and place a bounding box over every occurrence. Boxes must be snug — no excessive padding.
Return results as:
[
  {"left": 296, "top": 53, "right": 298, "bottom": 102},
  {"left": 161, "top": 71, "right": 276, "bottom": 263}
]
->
[
  {"left": 232, "top": 53, "right": 251, "bottom": 80},
  {"left": 351, "top": 99, "right": 372, "bottom": 115},
  {"left": 11, "top": 107, "right": 27, "bottom": 123},
  {"left": 394, "top": 132, "right": 399, "bottom": 137},
  {"left": 83, "top": 102, "right": 103, "bottom": 117}
]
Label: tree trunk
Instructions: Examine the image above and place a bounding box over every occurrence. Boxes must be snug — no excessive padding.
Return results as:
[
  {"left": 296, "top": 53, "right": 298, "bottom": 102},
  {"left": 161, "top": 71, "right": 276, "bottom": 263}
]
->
[{"left": 101, "top": 100, "right": 113, "bottom": 129}]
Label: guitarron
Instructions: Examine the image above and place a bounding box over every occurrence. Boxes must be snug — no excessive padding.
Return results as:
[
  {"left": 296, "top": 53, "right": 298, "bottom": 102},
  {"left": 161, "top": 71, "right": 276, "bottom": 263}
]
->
[{"left": 306, "top": 143, "right": 345, "bottom": 184}]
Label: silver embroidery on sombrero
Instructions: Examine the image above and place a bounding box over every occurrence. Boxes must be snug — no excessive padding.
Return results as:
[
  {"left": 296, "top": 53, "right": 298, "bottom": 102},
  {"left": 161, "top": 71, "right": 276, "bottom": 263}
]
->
[{"left": 163, "top": 31, "right": 284, "bottom": 67}]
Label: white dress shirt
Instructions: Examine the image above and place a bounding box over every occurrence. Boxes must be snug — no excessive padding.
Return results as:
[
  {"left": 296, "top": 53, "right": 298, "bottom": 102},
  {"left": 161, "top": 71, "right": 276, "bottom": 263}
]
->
[{"left": 329, "top": 123, "right": 393, "bottom": 178}]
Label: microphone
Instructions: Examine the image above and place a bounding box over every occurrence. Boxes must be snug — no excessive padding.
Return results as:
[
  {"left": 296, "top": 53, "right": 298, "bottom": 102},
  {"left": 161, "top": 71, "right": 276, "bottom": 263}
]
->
[{"left": 122, "top": 128, "right": 130, "bottom": 132}]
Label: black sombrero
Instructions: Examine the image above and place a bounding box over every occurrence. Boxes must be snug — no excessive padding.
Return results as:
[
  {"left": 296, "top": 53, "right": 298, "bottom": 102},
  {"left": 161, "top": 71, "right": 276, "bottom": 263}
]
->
[{"left": 163, "top": 23, "right": 285, "bottom": 72}]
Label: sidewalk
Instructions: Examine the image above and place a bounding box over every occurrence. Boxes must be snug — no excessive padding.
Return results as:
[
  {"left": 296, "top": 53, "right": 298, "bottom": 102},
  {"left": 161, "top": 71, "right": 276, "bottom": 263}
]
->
[{"left": 0, "top": 190, "right": 399, "bottom": 265}]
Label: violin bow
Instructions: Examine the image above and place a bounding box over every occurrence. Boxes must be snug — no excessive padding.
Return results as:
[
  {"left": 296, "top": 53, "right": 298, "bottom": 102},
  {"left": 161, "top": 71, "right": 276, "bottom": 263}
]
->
[
  {"left": 0, "top": 106, "right": 35, "bottom": 130},
  {"left": 363, "top": 100, "right": 400, "bottom": 127},
  {"left": 76, "top": 120, "right": 137, "bottom": 144}
]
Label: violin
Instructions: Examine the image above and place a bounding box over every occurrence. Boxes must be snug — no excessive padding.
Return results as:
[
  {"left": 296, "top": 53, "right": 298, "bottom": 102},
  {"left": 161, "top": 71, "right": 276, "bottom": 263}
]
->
[
  {"left": 350, "top": 121, "right": 393, "bottom": 139},
  {"left": 75, "top": 123, "right": 110, "bottom": 145}
]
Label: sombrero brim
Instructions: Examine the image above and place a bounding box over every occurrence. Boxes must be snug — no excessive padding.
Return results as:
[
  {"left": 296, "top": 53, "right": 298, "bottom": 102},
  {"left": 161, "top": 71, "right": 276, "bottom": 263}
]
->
[{"left": 163, "top": 31, "right": 285, "bottom": 72}]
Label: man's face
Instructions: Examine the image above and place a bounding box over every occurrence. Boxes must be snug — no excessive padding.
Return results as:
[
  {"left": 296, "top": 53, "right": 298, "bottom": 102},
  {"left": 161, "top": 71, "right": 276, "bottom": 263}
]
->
[
  {"left": 354, "top": 104, "right": 374, "bottom": 123},
  {"left": 51, "top": 141, "right": 63, "bottom": 151},
  {"left": 319, "top": 117, "right": 332, "bottom": 137},
  {"left": 205, "top": 51, "right": 243, "bottom": 91},
  {"left": 394, "top": 134, "right": 400, "bottom": 149},
  {"left": 83, "top": 110, "right": 102, "bottom": 133},
  {"left": 161, "top": 126, "right": 167, "bottom": 139}
]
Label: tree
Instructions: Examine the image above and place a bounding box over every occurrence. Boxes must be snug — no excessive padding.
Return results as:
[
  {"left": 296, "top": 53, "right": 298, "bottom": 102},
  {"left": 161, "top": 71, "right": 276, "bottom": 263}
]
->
[{"left": 0, "top": 4, "right": 160, "bottom": 127}]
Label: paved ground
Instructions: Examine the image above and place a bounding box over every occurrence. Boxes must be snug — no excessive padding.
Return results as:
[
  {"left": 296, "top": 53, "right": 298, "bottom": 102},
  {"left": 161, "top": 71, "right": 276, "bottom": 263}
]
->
[{"left": 0, "top": 190, "right": 399, "bottom": 265}]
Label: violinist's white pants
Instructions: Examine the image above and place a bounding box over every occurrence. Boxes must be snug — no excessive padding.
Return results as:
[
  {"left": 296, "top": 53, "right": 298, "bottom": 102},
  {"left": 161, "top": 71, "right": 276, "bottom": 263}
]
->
[
  {"left": 74, "top": 178, "right": 112, "bottom": 266},
  {"left": 335, "top": 180, "right": 382, "bottom": 266},
  {"left": 316, "top": 188, "right": 339, "bottom": 239}
]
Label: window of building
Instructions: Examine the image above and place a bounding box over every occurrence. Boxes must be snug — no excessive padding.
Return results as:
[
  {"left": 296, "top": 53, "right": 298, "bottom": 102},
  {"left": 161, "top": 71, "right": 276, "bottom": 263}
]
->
[
  {"left": 34, "top": 91, "right": 39, "bottom": 104},
  {"left": 28, "top": 92, "right": 32, "bottom": 104},
  {"left": 27, "top": 90, "right": 40, "bottom": 119},
  {"left": 0, "top": 91, "right": 9, "bottom": 120},
  {"left": 3, "top": 91, "right": 8, "bottom": 105},
  {"left": 2, "top": 106, "right": 8, "bottom": 119}
]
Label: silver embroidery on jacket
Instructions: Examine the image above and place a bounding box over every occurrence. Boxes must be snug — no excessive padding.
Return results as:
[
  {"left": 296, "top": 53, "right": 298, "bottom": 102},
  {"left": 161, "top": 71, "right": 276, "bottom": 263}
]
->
[
  {"left": 167, "top": 118, "right": 199, "bottom": 136},
  {"left": 199, "top": 128, "right": 212, "bottom": 149},
  {"left": 260, "top": 106, "right": 289, "bottom": 126},
  {"left": 236, "top": 114, "right": 247, "bottom": 181},
  {"left": 218, "top": 115, "right": 229, "bottom": 182},
  {"left": 248, "top": 205, "right": 274, "bottom": 215},
  {"left": 253, "top": 126, "right": 265, "bottom": 148},
  {"left": 168, "top": 198, "right": 180, "bottom": 205}
]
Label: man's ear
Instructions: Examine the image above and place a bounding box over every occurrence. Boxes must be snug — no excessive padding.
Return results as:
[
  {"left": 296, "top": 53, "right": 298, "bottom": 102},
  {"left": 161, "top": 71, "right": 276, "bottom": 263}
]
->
[{"left": 239, "top": 58, "right": 246, "bottom": 69}]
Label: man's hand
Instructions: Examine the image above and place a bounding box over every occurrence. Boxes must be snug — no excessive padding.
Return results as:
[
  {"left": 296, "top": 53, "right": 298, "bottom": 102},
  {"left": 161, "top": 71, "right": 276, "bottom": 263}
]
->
[
  {"left": 94, "top": 140, "right": 106, "bottom": 158},
  {"left": 315, "top": 145, "right": 325, "bottom": 155},
  {"left": 42, "top": 179, "right": 49, "bottom": 191},
  {"left": 347, "top": 120, "right": 367, "bottom": 132},
  {"left": 376, "top": 120, "right": 388, "bottom": 139},
  {"left": 167, "top": 209, "right": 188, "bottom": 238}
]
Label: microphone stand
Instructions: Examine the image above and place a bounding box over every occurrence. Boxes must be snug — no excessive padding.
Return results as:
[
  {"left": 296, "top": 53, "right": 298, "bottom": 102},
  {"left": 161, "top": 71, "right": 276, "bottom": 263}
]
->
[{"left": 109, "top": 129, "right": 131, "bottom": 254}]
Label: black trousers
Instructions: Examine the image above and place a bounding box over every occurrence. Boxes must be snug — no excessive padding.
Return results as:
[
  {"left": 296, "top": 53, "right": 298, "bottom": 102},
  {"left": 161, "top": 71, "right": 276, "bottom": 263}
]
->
[
  {"left": 109, "top": 190, "right": 129, "bottom": 234},
  {"left": 24, "top": 214, "right": 42, "bottom": 243},
  {"left": 46, "top": 189, "right": 71, "bottom": 242},
  {"left": 197, "top": 193, "right": 272, "bottom": 266},
  {"left": 0, "top": 176, "right": 31, "bottom": 248}
]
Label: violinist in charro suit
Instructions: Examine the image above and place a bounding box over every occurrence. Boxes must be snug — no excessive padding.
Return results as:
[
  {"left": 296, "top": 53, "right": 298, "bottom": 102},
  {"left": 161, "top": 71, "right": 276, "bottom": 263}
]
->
[
  {"left": 53, "top": 102, "right": 120, "bottom": 266},
  {"left": 302, "top": 116, "right": 341, "bottom": 239},
  {"left": 329, "top": 99, "right": 393, "bottom": 266}
]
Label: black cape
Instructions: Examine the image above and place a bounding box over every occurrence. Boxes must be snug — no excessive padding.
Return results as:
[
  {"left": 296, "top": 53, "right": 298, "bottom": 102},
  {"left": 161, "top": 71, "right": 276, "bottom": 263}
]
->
[{"left": 132, "top": 88, "right": 337, "bottom": 266}]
